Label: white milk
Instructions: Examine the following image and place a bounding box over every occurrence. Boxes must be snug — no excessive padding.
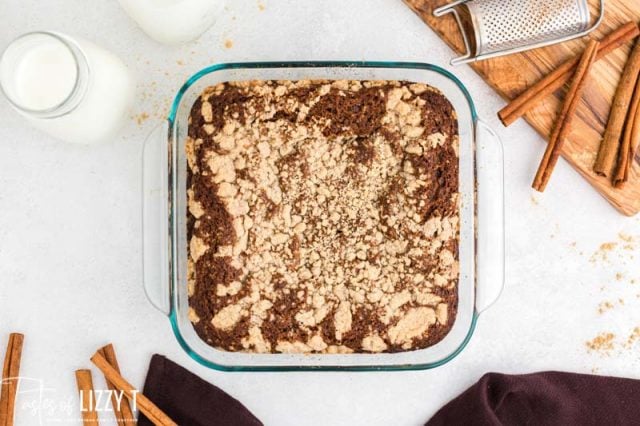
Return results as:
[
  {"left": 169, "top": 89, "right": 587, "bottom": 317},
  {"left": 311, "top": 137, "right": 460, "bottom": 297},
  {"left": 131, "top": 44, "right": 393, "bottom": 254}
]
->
[
  {"left": 0, "top": 32, "right": 135, "bottom": 145},
  {"left": 12, "top": 39, "right": 78, "bottom": 111},
  {"left": 118, "top": 0, "right": 224, "bottom": 45}
]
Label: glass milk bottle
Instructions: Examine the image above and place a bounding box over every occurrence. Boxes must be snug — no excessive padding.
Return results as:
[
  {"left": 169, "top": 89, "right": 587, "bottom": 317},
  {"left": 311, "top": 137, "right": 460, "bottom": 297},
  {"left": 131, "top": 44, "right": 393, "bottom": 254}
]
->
[
  {"left": 0, "top": 31, "right": 135, "bottom": 145},
  {"left": 118, "top": 0, "right": 224, "bottom": 45}
]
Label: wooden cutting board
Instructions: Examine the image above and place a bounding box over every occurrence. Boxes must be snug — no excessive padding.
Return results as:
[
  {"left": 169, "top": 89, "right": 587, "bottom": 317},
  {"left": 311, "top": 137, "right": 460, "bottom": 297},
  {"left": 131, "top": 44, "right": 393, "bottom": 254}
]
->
[{"left": 405, "top": 0, "right": 640, "bottom": 216}]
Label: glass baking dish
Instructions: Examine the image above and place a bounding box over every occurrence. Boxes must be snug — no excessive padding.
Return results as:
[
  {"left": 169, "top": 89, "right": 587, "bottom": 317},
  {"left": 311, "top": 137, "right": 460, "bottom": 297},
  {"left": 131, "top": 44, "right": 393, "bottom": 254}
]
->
[{"left": 142, "top": 61, "right": 504, "bottom": 371}]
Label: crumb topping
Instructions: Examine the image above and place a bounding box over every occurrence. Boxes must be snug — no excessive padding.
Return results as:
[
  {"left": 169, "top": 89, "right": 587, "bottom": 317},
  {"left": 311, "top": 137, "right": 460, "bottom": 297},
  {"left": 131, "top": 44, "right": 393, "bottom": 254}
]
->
[{"left": 187, "top": 80, "right": 460, "bottom": 353}]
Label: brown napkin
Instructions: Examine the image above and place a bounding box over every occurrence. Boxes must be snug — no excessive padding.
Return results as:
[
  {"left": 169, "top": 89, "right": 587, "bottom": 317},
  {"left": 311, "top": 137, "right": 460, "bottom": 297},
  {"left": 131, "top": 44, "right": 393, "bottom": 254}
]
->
[
  {"left": 138, "top": 355, "right": 263, "bottom": 426},
  {"left": 426, "top": 371, "right": 640, "bottom": 426}
]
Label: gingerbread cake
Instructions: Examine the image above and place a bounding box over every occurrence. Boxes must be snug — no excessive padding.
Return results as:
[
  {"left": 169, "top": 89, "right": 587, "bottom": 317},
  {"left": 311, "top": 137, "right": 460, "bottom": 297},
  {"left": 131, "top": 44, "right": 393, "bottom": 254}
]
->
[{"left": 186, "top": 79, "right": 460, "bottom": 354}]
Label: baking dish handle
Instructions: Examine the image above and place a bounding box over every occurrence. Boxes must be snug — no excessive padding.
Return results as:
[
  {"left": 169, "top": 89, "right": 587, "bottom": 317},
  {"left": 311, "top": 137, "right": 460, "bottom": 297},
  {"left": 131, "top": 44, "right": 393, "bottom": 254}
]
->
[
  {"left": 475, "top": 120, "right": 505, "bottom": 314},
  {"left": 142, "top": 121, "right": 172, "bottom": 316}
]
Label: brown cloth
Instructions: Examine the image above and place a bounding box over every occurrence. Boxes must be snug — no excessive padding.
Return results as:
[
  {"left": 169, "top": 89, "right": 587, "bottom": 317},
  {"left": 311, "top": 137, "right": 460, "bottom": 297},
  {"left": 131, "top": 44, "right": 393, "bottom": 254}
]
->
[
  {"left": 138, "top": 355, "right": 263, "bottom": 426},
  {"left": 427, "top": 371, "right": 640, "bottom": 426}
]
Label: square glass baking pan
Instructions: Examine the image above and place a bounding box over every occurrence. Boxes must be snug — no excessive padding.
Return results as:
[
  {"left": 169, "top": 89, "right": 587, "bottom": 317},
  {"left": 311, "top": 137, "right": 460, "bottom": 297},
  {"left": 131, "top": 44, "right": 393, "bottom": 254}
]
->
[{"left": 142, "top": 61, "right": 504, "bottom": 371}]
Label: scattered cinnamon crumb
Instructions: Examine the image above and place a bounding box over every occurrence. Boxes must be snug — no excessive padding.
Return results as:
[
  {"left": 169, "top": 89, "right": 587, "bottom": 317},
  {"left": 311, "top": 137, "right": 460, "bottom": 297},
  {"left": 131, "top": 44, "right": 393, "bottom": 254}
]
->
[
  {"left": 618, "top": 233, "right": 636, "bottom": 252},
  {"left": 135, "top": 112, "right": 150, "bottom": 126},
  {"left": 616, "top": 272, "right": 624, "bottom": 281},
  {"left": 597, "top": 298, "right": 626, "bottom": 314},
  {"left": 224, "top": 39, "right": 234, "bottom": 49},
  {"left": 626, "top": 327, "right": 640, "bottom": 348},
  {"left": 585, "top": 332, "right": 615, "bottom": 355},
  {"left": 590, "top": 242, "right": 618, "bottom": 263},
  {"left": 601, "top": 242, "right": 618, "bottom": 251},
  {"left": 177, "top": 60, "right": 185, "bottom": 66},
  {"left": 570, "top": 241, "right": 577, "bottom": 247},
  {"left": 530, "top": 196, "right": 539, "bottom": 205},
  {"left": 619, "top": 232, "right": 633, "bottom": 243},
  {"left": 597, "top": 301, "right": 615, "bottom": 314},
  {"left": 258, "top": 1, "right": 266, "bottom": 11}
]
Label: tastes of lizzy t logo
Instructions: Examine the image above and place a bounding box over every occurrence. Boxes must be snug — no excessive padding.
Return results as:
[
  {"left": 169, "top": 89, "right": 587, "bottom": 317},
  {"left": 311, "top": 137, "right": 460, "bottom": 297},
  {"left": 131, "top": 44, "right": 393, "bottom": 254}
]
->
[{"left": 2, "top": 376, "right": 138, "bottom": 424}]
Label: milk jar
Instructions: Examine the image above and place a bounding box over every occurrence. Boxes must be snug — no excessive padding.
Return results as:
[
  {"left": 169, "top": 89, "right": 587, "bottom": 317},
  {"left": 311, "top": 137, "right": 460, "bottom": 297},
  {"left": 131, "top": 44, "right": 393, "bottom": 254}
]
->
[
  {"left": 118, "top": 0, "right": 224, "bottom": 45},
  {"left": 0, "top": 32, "right": 135, "bottom": 145}
]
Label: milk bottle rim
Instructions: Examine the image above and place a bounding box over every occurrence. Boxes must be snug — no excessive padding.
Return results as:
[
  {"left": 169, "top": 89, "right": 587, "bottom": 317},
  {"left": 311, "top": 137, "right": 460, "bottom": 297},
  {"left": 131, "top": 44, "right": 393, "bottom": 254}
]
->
[{"left": 0, "top": 31, "right": 90, "bottom": 119}]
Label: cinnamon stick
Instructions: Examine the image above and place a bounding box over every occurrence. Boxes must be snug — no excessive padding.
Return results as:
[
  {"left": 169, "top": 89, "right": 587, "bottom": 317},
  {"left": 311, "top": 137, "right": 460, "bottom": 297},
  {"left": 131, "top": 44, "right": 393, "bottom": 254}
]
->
[
  {"left": 97, "top": 345, "right": 135, "bottom": 425},
  {"left": 596, "top": 38, "right": 640, "bottom": 178},
  {"left": 90, "top": 352, "right": 176, "bottom": 426},
  {"left": 499, "top": 22, "right": 640, "bottom": 127},
  {"left": 75, "top": 370, "right": 100, "bottom": 425},
  {"left": 613, "top": 74, "right": 640, "bottom": 188},
  {"left": 0, "top": 333, "right": 24, "bottom": 426},
  {"left": 533, "top": 40, "right": 600, "bottom": 192}
]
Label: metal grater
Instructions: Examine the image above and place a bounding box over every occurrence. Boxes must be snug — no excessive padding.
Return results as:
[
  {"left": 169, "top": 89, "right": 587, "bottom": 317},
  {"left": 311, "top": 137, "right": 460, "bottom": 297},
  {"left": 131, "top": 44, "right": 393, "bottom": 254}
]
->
[{"left": 434, "top": 0, "right": 605, "bottom": 65}]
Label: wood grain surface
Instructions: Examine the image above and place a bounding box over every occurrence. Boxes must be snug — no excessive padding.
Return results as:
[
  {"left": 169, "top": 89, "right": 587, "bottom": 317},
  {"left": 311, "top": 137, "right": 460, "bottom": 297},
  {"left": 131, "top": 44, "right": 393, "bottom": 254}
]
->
[{"left": 405, "top": 0, "right": 640, "bottom": 216}]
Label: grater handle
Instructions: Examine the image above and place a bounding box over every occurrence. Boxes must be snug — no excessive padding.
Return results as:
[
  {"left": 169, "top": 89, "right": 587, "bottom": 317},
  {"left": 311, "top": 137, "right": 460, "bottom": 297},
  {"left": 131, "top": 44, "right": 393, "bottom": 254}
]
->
[
  {"left": 142, "top": 121, "right": 172, "bottom": 316},
  {"left": 475, "top": 120, "right": 505, "bottom": 314},
  {"left": 434, "top": 0, "right": 475, "bottom": 66}
]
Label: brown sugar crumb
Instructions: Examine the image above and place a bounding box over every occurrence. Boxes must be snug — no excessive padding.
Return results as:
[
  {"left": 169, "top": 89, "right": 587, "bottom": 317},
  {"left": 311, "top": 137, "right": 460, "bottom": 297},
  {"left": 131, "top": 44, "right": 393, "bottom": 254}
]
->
[
  {"left": 224, "top": 39, "right": 234, "bottom": 49},
  {"left": 186, "top": 80, "right": 460, "bottom": 354},
  {"left": 585, "top": 332, "right": 616, "bottom": 355}
]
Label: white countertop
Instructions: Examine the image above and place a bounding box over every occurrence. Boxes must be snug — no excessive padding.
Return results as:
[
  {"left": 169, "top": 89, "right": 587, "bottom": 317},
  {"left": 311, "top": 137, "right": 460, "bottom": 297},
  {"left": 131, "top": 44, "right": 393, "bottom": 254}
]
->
[{"left": 1, "top": 1, "right": 639, "bottom": 425}]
